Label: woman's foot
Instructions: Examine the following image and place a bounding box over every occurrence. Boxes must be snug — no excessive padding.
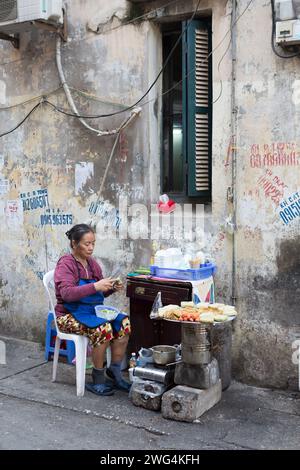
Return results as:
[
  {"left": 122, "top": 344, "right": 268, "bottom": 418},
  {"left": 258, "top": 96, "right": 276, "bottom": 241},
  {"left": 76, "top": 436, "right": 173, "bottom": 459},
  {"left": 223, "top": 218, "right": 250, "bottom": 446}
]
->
[
  {"left": 106, "top": 368, "right": 131, "bottom": 392},
  {"left": 86, "top": 367, "right": 115, "bottom": 396},
  {"left": 86, "top": 382, "right": 114, "bottom": 396}
]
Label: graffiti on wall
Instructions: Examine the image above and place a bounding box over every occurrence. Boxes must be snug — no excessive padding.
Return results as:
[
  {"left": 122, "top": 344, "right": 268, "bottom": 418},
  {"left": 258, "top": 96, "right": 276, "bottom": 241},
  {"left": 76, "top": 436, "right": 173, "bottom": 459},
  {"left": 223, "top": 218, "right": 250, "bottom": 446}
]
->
[
  {"left": 110, "top": 183, "right": 144, "bottom": 200},
  {"left": 213, "top": 231, "right": 226, "bottom": 253},
  {"left": 20, "top": 188, "right": 49, "bottom": 212},
  {"left": 0, "top": 179, "right": 9, "bottom": 195},
  {"left": 40, "top": 208, "right": 73, "bottom": 226},
  {"left": 243, "top": 189, "right": 261, "bottom": 198},
  {"left": 0, "top": 154, "right": 9, "bottom": 195},
  {"left": 19, "top": 187, "right": 72, "bottom": 227},
  {"left": 25, "top": 254, "right": 45, "bottom": 280},
  {"left": 35, "top": 271, "right": 45, "bottom": 280},
  {"left": 256, "top": 169, "right": 288, "bottom": 206},
  {"left": 89, "top": 200, "right": 121, "bottom": 229},
  {"left": 278, "top": 191, "right": 300, "bottom": 225},
  {"left": 243, "top": 225, "right": 262, "bottom": 241},
  {"left": 250, "top": 142, "right": 300, "bottom": 168},
  {"left": 5, "top": 200, "right": 23, "bottom": 227}
]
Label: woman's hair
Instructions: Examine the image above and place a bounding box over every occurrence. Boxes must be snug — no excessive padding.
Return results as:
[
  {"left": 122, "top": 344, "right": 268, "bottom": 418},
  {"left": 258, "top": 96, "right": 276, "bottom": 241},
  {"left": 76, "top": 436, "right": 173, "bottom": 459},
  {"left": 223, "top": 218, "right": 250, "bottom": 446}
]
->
[{"left": 65, "top": 224, "right": 94, "bottom": 248}]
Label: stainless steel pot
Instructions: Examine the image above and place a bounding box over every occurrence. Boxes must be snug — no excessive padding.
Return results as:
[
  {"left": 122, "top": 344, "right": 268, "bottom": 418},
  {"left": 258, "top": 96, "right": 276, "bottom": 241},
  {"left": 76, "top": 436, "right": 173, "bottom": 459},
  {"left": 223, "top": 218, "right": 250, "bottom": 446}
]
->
[
  {"left": 151, "top": 345, "right": 177, "bottom": 365},
  {"left": 181, "top": 323, "right": 212, "bottom": 365}
]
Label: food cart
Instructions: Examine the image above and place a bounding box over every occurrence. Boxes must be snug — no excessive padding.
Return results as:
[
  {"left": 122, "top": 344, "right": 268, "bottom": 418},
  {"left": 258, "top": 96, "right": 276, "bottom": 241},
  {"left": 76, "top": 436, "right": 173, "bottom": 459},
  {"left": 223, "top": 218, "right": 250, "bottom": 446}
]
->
[{"left": 126, "top": 262, "right": 237, "bottom": 421}]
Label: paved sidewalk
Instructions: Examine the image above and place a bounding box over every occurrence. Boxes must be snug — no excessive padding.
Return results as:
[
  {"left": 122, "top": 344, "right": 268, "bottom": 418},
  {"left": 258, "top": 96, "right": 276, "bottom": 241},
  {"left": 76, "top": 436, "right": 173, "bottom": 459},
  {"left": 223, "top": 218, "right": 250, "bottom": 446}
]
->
[{"left": 0, "top": 336, "right": 299, "bottom": 450}]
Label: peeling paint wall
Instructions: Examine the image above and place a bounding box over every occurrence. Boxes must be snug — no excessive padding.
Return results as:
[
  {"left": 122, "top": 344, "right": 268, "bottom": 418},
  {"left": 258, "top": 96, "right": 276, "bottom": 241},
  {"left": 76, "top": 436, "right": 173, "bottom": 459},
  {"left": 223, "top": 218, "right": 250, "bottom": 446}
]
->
[
  {"left": 0, "top": 0, "right": 151, "bottom": 343},
  {"left": 229, "top": 0, "right": 300, "bottom": 391},
  {"left": 0, "top": 0, "right": 299, "bottom": 389}
]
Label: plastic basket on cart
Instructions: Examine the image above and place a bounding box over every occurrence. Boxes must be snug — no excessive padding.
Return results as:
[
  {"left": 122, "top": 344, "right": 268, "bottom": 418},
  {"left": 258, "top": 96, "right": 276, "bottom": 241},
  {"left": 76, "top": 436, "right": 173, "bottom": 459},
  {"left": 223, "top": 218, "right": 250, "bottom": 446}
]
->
[{"left": 150, "top": 263, "right": 216, "bottom": 281}]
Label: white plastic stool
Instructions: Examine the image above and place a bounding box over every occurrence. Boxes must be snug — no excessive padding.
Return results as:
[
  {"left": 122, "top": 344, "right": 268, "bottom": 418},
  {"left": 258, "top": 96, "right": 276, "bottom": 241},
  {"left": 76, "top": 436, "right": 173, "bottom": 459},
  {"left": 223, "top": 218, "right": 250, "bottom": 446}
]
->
[{"left": 43, "top": 270, "right": 111, "bottom": 397}]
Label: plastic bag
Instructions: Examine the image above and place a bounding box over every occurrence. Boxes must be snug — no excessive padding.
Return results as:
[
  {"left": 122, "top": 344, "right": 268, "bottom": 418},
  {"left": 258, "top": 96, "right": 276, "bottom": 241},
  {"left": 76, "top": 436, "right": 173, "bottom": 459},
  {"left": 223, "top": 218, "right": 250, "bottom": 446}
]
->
[
  {"left": 150, "top": 291, "right": 163, "bottom": 319},
  {"left": 157, "top": 194, "right": 176, "bottom": 214}
]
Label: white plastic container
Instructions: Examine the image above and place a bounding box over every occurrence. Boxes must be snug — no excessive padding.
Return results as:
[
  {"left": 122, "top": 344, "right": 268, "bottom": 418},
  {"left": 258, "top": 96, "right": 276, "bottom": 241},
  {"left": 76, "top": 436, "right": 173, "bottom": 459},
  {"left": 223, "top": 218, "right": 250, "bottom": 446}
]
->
[
  {"left": 95, "top": 305, "right": 119, "bottom": 321},
  {"left": 154, "top": 248, "right": 184, "bottom": 268},
  {"left": 275, "top": 0, "right": 295, "bottom": 20}
]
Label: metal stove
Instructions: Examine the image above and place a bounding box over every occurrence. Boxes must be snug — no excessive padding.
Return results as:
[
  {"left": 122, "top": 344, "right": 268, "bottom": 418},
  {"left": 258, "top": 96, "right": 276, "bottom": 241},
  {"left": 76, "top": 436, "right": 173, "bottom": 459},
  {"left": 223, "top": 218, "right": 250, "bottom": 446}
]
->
[{"left": 133, "top": 361, "right": 178, "bottom": 386}]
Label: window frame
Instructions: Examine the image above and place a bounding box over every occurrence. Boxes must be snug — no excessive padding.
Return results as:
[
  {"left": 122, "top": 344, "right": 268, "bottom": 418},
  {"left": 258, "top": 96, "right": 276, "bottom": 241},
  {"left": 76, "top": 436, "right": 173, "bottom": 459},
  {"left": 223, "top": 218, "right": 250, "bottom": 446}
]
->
[{"left": 160, "top": 18, "right": 212, "bottom": 203}]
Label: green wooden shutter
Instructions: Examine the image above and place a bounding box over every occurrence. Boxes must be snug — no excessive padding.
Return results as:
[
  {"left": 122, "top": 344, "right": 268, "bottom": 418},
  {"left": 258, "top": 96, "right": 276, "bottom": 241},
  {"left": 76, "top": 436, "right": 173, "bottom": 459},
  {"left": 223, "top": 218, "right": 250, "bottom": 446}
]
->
[{"left": 183, "top": 20, "right": 212, "bottom": 198}]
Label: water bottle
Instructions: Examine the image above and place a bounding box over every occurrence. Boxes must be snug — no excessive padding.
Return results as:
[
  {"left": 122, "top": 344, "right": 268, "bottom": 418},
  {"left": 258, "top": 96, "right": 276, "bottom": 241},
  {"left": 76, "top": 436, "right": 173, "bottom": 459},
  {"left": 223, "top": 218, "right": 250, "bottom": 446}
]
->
[{"left": 129, "top": 352, "right": 137, "bottom": 368}]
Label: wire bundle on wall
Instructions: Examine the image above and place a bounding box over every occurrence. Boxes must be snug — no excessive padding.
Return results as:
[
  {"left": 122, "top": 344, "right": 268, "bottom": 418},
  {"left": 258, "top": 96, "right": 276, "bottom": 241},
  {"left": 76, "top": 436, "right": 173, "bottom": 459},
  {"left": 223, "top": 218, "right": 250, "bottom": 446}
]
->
[
  {"left": 0, "top": 0, "right": 258, "bottom": 139},
  {"left": 0, "top": 0, "right": 202, "bottom": 138}
]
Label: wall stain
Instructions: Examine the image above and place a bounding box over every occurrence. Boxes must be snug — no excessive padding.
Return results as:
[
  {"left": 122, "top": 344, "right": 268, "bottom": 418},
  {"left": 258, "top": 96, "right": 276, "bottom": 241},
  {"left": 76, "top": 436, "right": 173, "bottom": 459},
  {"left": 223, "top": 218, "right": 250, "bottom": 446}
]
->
[{"left": 250, "top": 236, "right": 300, "bottom": 327}]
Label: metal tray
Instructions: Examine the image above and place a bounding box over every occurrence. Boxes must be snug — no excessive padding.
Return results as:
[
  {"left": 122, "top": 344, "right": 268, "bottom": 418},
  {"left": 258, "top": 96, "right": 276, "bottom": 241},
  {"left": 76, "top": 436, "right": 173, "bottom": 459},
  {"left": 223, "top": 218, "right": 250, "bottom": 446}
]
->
[{"left": 163, "top": 316, "right": 236, "bottom": 326}]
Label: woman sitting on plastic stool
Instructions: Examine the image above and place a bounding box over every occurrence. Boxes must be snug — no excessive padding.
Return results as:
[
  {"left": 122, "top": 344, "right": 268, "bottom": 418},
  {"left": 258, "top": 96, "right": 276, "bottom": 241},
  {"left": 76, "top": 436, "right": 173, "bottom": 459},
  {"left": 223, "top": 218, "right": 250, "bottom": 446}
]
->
[{"left": 54, "top": 223, "right": 131, "bottom": 396}]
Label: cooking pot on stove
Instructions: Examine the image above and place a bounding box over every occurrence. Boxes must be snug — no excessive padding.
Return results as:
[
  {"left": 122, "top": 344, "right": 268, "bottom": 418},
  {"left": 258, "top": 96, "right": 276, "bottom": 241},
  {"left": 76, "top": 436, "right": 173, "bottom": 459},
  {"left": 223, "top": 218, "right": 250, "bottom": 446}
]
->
[{"left": 151, "top": 345, "right": 177, "bottom": 365}]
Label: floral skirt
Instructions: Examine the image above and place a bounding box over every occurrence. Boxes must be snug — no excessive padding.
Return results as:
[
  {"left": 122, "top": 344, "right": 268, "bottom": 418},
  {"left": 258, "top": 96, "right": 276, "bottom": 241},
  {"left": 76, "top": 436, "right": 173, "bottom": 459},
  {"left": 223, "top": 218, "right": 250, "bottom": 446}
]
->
[{"left": 56, "top": 313, "right": 131, "bottom": 347}]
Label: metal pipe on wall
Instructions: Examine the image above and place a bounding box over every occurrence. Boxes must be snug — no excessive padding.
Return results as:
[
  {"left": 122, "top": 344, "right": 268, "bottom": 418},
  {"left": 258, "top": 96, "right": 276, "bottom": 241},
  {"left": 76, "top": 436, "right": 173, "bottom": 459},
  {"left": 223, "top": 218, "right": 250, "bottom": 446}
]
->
[{"left": 230, "top": 0, "right": 238, "bottom": 306}]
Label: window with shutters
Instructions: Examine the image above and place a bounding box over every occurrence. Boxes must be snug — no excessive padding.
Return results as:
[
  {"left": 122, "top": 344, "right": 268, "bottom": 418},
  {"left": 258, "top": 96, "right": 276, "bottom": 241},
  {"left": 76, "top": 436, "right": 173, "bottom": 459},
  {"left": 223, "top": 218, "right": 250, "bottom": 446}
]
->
[{"left": 162, "top": 19, "right": 212, "bottom": 201}]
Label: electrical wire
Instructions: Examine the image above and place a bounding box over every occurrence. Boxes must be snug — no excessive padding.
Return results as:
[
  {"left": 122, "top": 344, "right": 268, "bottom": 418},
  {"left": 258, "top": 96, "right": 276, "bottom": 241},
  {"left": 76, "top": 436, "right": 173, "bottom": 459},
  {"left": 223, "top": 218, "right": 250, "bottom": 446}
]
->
[
  {"left": 0, "top": 101, "right": 42, "bottom": 138},
  {"left": 0, "top": 0, "right": 257, "bottom": 137},
  {"left": 69, "top": 86, "right": 130, "bottom": 109},
  {"left": 46, "top": 0, "right": 254, "bottom": 117},
  {"left": 0, "top": 0, "right": 181, "bottom": 72},
  {"left": 56, "top": 34, "right": 142, "bottom": 136},
  {"left": 213, "top": 0, "right": 255, "bottom": 104},
  {"left": 0, "top": 85, "right": 129, "bottom": 112},
  {"left": 57, "top": 34, "right": 114, "bottom": 136},
  {"left": 46, "top": 0, "right": 203, "bottom": 120},
  {"left": 213, "top": 36, "right": 232, "bottom": 105},
  {"left": 141, "top": 0, "right": 255, "bottom": 109},
  {"left": 0, "top": 92, "right": 141, "bottom": 139},
  {"left": 0, "top": 86, "right": 62, "bottom": 111},
  {"left": 270, "top": 0, "right": 300, "bottom": 59},
  {"left": 87, "top": 0, "right": 182, "bottom": 36}
]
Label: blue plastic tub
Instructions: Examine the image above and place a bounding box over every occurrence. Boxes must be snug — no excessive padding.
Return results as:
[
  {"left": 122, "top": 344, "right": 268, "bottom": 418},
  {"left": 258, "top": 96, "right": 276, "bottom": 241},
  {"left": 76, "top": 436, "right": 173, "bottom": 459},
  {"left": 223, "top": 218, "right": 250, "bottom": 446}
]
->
[{"left": 150, "top": 263, "right": 216, "bottom": 281}]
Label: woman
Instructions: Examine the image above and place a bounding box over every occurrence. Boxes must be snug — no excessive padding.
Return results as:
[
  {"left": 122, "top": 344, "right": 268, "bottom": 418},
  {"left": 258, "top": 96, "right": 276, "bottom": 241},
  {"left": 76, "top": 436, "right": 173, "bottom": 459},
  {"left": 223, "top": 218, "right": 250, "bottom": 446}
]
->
[{"left": 54, "top": 223, "right": 131, "bottom": 396}]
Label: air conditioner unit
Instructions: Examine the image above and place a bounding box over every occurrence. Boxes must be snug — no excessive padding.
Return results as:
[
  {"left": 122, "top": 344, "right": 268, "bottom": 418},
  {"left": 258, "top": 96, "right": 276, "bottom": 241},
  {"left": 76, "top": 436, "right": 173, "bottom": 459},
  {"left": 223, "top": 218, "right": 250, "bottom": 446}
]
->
[
  {"left": 276, "top": 18, "right": 300, "bottom": 45},
  {"left": 0, "top": 0, "right": 63, "bottom": 34}
]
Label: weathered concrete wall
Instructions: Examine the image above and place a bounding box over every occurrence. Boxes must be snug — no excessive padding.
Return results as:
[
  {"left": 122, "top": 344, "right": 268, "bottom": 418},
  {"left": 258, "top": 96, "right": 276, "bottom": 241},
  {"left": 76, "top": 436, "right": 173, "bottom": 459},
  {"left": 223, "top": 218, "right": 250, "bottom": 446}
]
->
[
  {"left": 230, "top": 0, "right": 300, "bottom": 390},
  {"left": 0, "top": 0, "right": 155, "bottom": 342},
  {"left": 0, "top": 0, "right": 299, "bottom": 389}
]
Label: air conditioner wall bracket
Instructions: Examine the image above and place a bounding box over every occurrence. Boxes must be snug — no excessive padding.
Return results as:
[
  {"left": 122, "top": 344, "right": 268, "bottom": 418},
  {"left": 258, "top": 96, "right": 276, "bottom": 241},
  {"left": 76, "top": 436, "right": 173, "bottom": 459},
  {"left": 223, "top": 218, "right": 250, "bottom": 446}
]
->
[
  {"left": 33, "top": 7, "right": 67, "bottom": 42},
  {"left": 0, "top": 31, "right": 19, "bottom": 48}
]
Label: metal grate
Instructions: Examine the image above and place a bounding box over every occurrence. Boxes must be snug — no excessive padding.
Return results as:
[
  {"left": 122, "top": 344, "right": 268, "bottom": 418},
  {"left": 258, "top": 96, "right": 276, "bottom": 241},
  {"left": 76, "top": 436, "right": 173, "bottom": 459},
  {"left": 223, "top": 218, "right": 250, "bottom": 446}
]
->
[
  {"left": 195, "top": 29, "right": 209, "bottom": 107},
  {"left": 0, "top": 0, "right": 17, "bottom": 23},
  {"left": 195, "top": 113, "right": 209, "bottom": 191}
]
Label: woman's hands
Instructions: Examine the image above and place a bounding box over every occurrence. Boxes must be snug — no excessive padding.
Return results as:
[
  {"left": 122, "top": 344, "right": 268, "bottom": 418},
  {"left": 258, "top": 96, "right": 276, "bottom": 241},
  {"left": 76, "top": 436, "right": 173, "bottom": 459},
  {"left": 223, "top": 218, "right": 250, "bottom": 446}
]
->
[
  {"left": 112, "top": 282, "right": 124, "bottom": 292},
  {"left": 94, "top": 277, "right": 124, "bottom": 293},
  {"left": 94, "top": 277, "right": 114, "bottom": 293},
  {"left": 112, "top": 277, "right": 124, "bottom": 292}
]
